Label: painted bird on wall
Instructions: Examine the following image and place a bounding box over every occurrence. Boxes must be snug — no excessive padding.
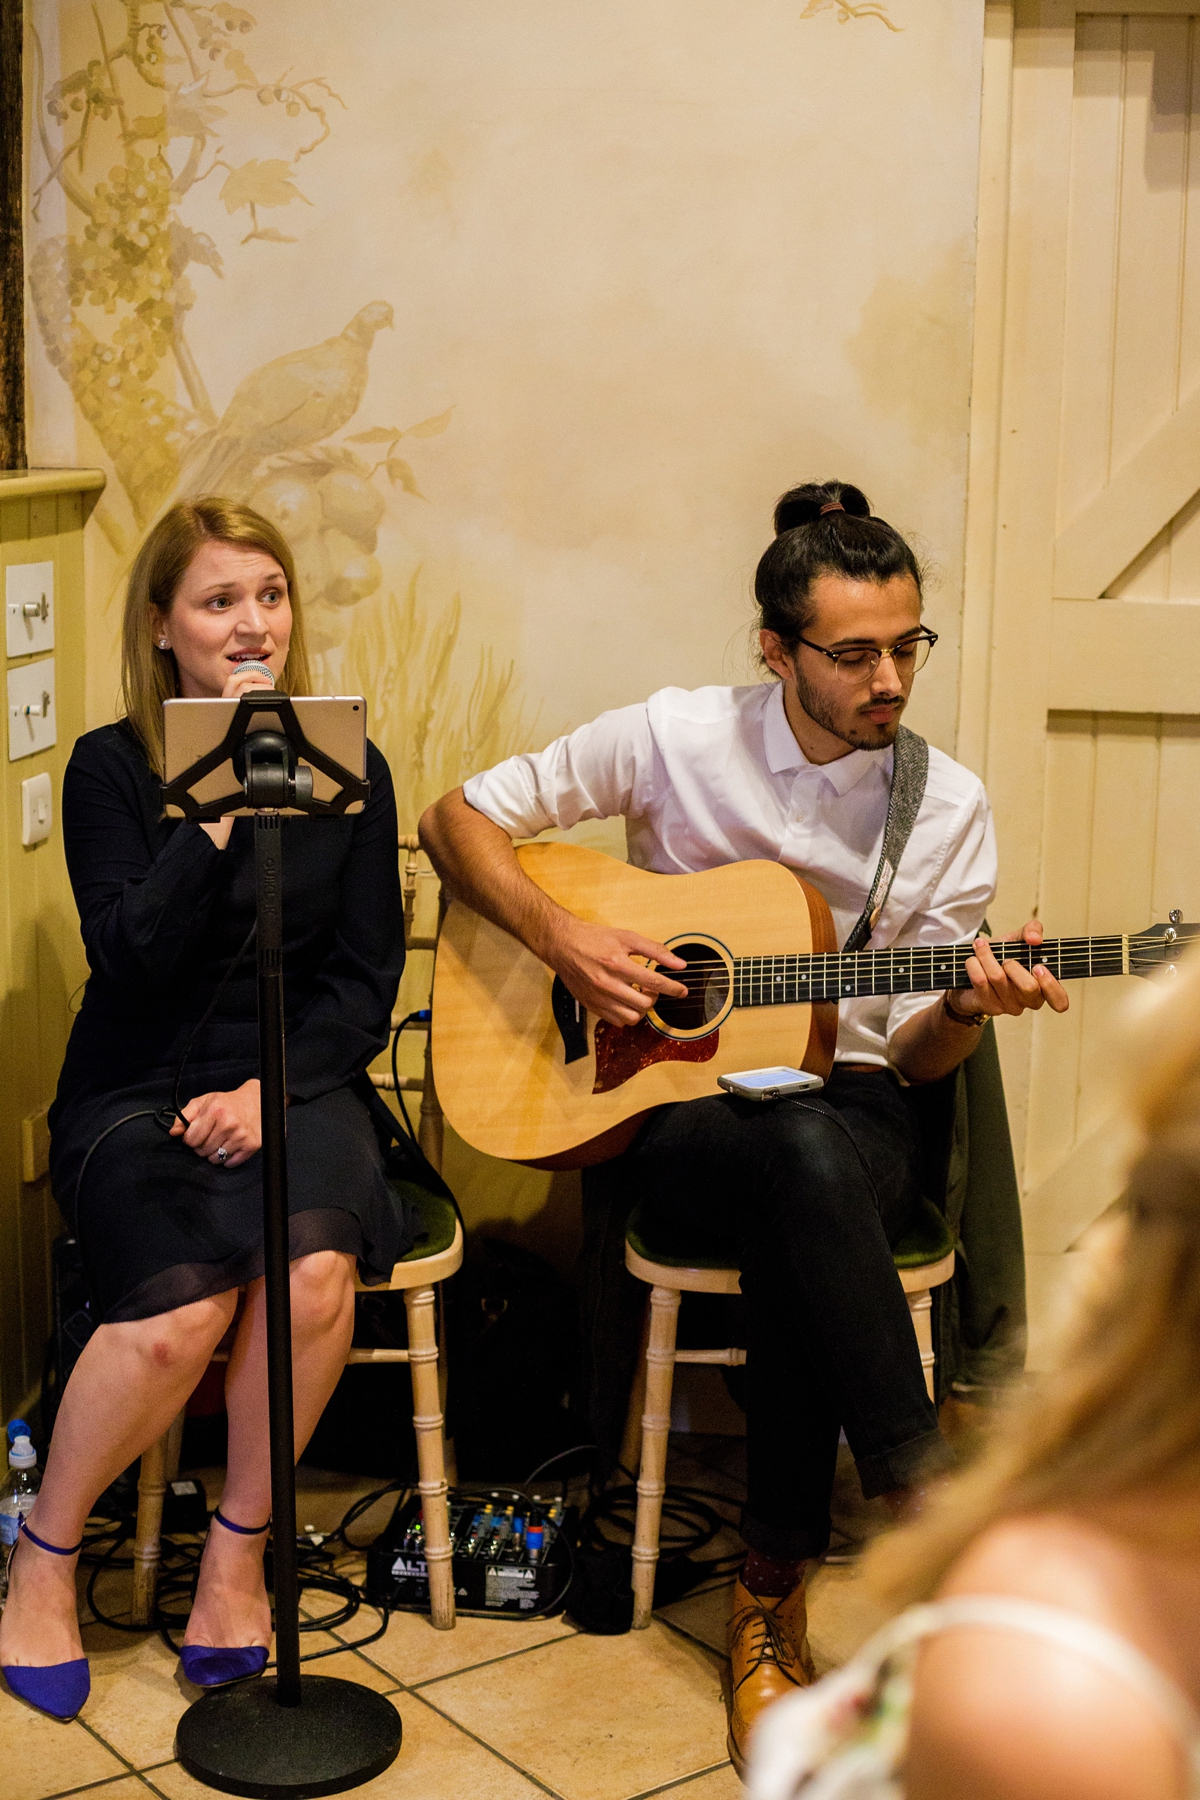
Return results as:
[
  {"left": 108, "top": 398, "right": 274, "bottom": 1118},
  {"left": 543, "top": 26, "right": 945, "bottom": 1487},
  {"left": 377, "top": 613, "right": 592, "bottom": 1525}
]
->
[{"left": 178, "top": 300, "right": 396, "bottom": 499}]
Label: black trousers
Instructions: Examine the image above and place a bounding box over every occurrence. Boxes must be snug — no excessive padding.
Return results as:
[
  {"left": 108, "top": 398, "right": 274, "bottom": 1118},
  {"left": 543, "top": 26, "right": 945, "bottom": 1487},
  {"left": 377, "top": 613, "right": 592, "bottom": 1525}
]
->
[{"left": 578, "top": 1067, "right": 951, "bottom": 1559}]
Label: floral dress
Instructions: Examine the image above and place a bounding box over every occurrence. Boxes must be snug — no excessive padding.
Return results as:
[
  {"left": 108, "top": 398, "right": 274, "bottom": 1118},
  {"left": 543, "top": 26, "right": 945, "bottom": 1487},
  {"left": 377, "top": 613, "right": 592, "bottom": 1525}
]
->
[{"left": 748, "top": 1595, "right": 1200, "bottom": 1800}]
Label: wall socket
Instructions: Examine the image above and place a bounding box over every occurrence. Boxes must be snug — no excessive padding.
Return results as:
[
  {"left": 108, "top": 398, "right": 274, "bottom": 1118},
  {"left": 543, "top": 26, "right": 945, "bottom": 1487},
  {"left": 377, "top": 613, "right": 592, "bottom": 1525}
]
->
[{"left": 21, "top": 772, "right": 52, "bottom": 847}]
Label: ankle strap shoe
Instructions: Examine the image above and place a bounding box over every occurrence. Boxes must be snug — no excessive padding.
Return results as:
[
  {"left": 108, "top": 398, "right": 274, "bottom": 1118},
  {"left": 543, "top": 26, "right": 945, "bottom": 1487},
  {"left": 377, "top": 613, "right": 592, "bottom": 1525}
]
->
[
  {"left": 2, "top": 1521, "right": 90, "bottom": 1720},
  {"left": 179, "top": 1507, "right": 272, "bottom": 1688}
]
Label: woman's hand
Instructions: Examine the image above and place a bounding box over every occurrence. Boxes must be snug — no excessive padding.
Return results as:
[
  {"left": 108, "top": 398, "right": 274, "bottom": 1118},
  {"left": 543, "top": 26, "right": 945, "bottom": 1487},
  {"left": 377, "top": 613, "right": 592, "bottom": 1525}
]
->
[
  {"left": 200, "top": 665, "right": 277, "bottom": 851},
  {"left": 170, "top": 1079, "right": 262, "bottom": 1165}
]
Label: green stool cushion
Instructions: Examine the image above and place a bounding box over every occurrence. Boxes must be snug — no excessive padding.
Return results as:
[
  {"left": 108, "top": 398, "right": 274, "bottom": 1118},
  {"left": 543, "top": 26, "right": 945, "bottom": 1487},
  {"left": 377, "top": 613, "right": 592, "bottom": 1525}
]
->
[
  {"left": 890, "top": 1196, "right": 955, "bottom": 1270},
  {"left": 627, "top": 1192, "right": 954, "bottom": 1277},
  {"left": 393, "top": 1182, "right": 459, "bottom": 1262},
  {"left": 626, "top": 1202, "right": 737, "bottom": 1271}
]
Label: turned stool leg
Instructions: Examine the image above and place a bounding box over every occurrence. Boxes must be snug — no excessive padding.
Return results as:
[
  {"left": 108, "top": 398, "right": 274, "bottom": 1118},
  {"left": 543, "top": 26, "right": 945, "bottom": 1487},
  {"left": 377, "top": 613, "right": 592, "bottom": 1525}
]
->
[
  {"left": 631, "top": 1284, "right": 680, "bottom": 1629},
  {"left": 131, "top": 1429, "right": 170, "bottom": 1626},
  {"left": 907, "top": 1288, "right": 935, "bottom": 1402},
  {"left": 404, "top": 1283, "right": 454, "bottom": 1630}
]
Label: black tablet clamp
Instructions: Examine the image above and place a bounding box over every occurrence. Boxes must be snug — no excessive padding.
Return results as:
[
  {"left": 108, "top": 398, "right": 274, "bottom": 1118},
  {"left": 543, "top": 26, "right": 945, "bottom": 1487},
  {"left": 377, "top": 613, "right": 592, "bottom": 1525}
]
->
[{"left": 166, "top": 694, "right": 401, "bottom": 1799}]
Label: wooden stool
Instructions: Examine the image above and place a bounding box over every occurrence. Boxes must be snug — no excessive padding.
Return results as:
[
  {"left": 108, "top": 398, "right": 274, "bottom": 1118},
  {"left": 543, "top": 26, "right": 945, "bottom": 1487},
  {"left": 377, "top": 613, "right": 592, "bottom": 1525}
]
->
[
  {"left": 623, "top": 1197, "right": 956, "bottom": 1628},
  {"left": 130, "top": 1186, "right": 463, "bottom": 1631}
]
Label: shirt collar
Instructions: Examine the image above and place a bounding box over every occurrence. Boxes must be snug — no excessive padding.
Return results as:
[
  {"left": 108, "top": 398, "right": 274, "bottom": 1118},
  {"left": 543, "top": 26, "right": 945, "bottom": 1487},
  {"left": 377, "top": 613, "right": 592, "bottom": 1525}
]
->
[{"left": 761, "top": 680, "right": 893, "bottom": 795}]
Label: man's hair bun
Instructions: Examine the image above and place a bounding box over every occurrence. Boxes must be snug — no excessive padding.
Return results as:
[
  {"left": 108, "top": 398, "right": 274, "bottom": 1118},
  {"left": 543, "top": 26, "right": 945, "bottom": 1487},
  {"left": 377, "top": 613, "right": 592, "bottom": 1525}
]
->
[
  {"left": 755, "top": 479, "right": 923, "bottom": 653},
  {"left": 773, "top": 481, "right": 872, "bottom": 536}
]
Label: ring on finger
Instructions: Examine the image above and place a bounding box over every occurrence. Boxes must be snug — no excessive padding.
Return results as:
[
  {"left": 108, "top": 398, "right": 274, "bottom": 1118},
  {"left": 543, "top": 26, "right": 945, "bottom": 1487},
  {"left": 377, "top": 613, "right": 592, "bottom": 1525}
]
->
[{"left": 215, "top": 1145, "right": 229, "bottom": 1165}]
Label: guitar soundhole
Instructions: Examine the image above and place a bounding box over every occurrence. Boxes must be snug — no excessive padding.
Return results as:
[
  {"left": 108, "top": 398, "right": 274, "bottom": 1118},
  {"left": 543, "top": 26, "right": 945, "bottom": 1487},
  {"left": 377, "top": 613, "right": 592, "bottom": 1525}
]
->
[{"left": 651, "top": 940, "right": 730, "bottom": 1035}]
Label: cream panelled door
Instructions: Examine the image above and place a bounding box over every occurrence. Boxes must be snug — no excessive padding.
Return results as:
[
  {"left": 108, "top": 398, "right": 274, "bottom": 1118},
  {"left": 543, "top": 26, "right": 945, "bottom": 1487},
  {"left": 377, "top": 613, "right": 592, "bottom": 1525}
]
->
[{"left": 963, "top": 0, "right": 1200, "bottom": 1358}]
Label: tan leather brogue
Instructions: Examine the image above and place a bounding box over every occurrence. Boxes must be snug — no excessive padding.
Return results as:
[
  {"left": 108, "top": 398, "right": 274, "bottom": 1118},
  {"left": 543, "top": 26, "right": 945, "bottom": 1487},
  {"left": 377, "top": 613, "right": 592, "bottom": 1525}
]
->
[{"left": 727, "top": 1577, "right": 816, "bottom": 1778}]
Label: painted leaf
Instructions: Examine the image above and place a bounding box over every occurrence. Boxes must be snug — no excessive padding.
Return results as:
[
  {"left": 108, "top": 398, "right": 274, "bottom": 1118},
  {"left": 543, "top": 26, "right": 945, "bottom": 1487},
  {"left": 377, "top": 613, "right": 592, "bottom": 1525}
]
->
[
  {"left": 172, "top": 225, "right": 225, "bottom": 278},
  {"left": 220, "top": 159, "right": 309, "bottom": 214},
  {"left": 348, "top": 427, "right": 402, "bottom": 445},
  {"left": 386, "top": 457, "right": 424, "bottom": 497},
  {"left": 401, "top": 406, "right": 455, "bottom": 439},
  {"left": 244, "top": 227, "right": 298, "bottom": 243},
  {"left": 127, "top": 112, "right": 167, "bottom": 143},
  {"left": 166, "top": 93, "right": 227, "bottom": 138}
]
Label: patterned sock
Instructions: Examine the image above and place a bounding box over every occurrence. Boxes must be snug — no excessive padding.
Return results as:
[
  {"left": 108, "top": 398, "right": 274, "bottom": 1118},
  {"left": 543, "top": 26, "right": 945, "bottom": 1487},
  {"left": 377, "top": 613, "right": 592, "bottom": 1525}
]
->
[{"left": 741, "top": 1548, "right": 804, "bottom": 1599}]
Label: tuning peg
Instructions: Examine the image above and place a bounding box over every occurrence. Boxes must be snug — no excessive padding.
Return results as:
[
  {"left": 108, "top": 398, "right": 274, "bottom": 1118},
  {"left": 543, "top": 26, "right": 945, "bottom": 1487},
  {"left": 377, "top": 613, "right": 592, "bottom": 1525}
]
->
[{"left": 1171, "top": 909, "right": 1183, "bottom": 925}]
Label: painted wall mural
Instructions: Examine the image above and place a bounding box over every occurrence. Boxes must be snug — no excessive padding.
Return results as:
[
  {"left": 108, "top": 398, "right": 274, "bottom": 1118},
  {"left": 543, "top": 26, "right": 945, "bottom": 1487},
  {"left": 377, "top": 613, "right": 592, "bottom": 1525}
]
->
[
  {"left": 26, "top": 1, "right": 534, "bottom": 824},
  {"left": 27, "top": 0, "right": 987, "bottom": 1257},
  {"left": 800, "top": 1, "right": 902, "bottom": 28}
]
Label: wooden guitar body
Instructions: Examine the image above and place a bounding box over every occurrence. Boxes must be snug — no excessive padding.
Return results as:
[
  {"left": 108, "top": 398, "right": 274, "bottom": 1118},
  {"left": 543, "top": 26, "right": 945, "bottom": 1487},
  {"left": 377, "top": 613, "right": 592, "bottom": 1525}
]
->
[{"left": 432, "top": 843, "right": 838, "bottom": 1168}]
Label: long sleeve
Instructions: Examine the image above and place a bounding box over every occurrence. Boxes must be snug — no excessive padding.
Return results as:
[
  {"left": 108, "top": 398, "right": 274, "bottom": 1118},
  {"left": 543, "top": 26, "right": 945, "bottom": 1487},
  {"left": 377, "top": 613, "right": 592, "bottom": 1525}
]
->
[
  {"left": 62, "top": 728, "right": 226, "bottom": 989},
  {"left": 283, "top": 742, "right": 405, "bottom": 1100}
]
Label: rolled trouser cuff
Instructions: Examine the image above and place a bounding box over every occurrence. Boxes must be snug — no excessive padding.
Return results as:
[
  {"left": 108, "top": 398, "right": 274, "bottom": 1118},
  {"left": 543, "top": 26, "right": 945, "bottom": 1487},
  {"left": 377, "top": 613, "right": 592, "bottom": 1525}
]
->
[
  {"left": 855, "top": 1426, "right": 953, "bottom": 1500},
  {"left": 740, "top": 1507, "right": 831, "bottom": 1563}
]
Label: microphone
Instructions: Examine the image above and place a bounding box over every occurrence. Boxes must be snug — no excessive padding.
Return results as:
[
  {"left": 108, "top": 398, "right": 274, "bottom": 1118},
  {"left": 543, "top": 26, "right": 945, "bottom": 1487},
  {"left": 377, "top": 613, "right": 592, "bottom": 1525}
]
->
[{"left": 235, "top": 660, "right": 276, "bottom": 688}]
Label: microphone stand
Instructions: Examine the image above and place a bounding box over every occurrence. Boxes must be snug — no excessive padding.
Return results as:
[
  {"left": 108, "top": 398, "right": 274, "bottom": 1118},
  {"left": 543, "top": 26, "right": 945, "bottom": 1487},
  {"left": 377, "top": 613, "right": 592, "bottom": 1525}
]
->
[{"left": 167, "top": 702, "right": 402, "bottom": 1797}]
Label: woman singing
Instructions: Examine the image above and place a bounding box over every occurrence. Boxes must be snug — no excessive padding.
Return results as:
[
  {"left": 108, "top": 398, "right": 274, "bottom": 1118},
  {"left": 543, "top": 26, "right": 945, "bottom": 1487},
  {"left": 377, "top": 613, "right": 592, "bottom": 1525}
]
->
[{"left": 0, "top": 498, "right": 409, "bottom": 1720}]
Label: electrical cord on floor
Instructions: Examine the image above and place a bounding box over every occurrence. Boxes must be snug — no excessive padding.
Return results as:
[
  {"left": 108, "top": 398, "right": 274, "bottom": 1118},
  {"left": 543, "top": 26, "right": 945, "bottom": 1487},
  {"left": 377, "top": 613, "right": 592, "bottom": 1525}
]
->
[
  {"left": 521, "top": 1442, "right": 747, "bottom": 1597},
  {"left": 76, "top": 1484, "right": 392, "bottom": 1665}
]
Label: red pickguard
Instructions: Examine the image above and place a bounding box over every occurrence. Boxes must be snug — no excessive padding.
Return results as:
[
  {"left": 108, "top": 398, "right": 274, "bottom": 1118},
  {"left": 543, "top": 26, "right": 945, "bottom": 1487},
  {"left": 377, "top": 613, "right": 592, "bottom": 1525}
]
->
[{"left": 592, "top": 1017, "right": 718, "bottom": 1094}]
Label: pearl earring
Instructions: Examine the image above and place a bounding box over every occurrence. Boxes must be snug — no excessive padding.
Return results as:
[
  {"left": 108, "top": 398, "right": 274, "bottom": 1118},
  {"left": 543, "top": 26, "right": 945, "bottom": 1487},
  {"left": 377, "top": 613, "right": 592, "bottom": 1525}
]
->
[{"left": 158, "top": 639, "right": 169, "bottom": 650}]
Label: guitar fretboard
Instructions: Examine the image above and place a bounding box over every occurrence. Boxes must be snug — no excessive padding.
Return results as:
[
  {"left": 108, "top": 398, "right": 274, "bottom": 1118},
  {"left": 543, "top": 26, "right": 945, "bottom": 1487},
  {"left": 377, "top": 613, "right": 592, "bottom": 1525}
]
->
[{"left": 731, "top": 935, "right": 1129, "bottom": 1007}]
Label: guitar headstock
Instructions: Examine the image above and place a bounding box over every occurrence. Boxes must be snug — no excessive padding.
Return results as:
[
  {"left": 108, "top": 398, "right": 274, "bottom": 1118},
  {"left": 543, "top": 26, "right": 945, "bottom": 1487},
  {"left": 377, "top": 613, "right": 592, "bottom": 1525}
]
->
[{"left": 1130, "top": 911, "right": 1200, "bottom": 978}]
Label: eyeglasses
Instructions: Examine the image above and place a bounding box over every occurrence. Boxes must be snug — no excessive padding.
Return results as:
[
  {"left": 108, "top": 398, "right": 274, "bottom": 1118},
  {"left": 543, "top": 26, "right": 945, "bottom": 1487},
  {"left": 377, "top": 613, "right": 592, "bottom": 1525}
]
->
[{"left": 795, "top": 629, "right": 938, "bottom": 683}]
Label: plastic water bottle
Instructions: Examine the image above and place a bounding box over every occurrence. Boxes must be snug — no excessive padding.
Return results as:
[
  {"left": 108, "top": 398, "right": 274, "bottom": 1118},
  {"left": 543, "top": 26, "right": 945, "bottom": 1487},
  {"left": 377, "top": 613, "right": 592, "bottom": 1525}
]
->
[{"left": 0, "top": 1437, "right": 41, "bottom": 1609}]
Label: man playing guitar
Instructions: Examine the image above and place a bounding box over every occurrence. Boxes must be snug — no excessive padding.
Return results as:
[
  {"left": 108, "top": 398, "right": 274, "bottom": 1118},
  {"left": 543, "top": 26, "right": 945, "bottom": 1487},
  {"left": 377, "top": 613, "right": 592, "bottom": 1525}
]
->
[{"left": 420, "top": 480, "right": 1068, "bottom": 1772}]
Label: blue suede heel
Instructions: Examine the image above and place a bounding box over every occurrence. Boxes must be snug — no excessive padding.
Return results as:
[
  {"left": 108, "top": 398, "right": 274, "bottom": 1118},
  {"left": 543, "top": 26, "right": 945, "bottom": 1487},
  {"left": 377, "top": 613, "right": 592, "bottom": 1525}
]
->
[
  {"left": 1, "top": 1519, "right": 89, "bottom": 1720},
  {"left": 180, "top": 1507, "right": 271, "bottom": 1689},
  {"left": 2, "top": 1659, "right": 90, "bottom": 1720},
  {"left": 179, "top": 1643, "right": 268, "bottom": 1687}
]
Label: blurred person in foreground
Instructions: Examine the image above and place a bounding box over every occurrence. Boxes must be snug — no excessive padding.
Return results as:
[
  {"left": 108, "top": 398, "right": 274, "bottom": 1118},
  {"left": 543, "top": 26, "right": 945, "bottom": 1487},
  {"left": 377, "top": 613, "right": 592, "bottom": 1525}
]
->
[{"left": 749, "top": 959, "right": 1200, "bottom": 1800}]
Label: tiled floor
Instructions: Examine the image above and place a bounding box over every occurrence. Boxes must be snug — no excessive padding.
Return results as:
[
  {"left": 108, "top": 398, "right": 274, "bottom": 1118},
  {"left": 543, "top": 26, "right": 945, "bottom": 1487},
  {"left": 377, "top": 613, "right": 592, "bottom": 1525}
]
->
[{"left": 7, "top": 1438, "right": 891, "bottom": 1800}]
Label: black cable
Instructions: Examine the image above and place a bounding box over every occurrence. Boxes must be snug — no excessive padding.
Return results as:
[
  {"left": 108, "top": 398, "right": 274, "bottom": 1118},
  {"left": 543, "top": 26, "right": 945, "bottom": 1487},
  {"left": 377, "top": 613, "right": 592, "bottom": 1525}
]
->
[
  {"left": 388, "top": 1009, "right": 433, "bottom": 1147},
  {"left": 73, "top": 920, "right": 260, "bottom": 1224},
  {"left": 390, "top": 1015, "right": 418, "bottom": 1145},
  {"left": 171, "top": 919, "right": 258, "bottom": 1124}
]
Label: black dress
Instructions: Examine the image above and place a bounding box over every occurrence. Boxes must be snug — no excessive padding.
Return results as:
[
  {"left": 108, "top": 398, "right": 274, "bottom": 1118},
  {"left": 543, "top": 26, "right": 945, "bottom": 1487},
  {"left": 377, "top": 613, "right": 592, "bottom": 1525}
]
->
[{"left": 49, "top": 720, "right": 413, "bottom": 1324}]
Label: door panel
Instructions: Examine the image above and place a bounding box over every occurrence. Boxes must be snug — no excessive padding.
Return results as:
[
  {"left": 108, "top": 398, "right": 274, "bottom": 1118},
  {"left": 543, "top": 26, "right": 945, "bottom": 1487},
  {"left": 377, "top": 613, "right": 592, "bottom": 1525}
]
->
[{"left": 966, "top": 4, "right": 1200, "bottom": 1359}]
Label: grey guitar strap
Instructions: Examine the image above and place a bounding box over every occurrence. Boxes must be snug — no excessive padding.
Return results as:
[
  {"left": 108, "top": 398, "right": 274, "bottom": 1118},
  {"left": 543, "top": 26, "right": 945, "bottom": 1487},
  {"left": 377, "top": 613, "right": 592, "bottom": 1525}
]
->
[{"left": 842, "top": 725, "right": 929, "bottom": 953}]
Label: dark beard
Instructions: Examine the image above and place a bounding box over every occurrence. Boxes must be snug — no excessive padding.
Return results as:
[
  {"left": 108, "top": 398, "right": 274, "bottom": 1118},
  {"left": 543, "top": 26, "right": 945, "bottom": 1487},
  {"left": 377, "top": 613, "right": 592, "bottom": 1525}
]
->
[{"left": 792, "top": 666, "right": 905, "bottom": 751}]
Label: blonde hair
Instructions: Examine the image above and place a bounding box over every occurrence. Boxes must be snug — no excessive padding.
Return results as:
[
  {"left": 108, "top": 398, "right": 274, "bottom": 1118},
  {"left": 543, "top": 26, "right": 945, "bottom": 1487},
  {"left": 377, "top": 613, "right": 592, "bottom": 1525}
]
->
[
  {"left": 870, "top": 955, "right": 1200, "bottom": 1607},
  {"left": 121, "top": 497, "right": 313, "bottom": 773}
]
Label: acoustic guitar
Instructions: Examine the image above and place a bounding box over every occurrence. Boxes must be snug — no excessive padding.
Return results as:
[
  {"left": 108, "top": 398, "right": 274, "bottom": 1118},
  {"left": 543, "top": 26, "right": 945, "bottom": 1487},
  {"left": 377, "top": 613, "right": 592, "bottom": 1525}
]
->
[{"left": 431, "top": 842, "right": 1196, "bottom": 1169}]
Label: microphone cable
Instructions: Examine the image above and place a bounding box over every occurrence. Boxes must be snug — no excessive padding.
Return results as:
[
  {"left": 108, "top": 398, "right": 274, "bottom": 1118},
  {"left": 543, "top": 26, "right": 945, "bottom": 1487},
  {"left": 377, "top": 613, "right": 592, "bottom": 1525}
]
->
[{"left": 72, "top": 920, "right": 259, "bottom": 1216}]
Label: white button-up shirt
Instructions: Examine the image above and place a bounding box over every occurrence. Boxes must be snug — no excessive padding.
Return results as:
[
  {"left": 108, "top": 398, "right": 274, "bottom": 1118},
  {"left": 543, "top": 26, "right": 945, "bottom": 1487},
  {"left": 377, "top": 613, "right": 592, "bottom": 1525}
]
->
[{"left": 463, "top": 681, "right": 997, "bottom": 1067}]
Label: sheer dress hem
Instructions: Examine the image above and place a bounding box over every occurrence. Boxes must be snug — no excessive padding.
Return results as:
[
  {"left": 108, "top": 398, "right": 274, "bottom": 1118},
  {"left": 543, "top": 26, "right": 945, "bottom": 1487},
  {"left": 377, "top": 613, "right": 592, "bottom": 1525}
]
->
[{"left": 103, "top": 1206, "right": 378, "bottom": 1323}]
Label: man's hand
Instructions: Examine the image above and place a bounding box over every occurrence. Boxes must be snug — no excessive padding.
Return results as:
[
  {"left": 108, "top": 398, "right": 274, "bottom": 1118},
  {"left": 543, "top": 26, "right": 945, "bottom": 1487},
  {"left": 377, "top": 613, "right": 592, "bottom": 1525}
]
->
[
  {"left": 542, "top": 917, "right": 688, "bottom": 1027},
  {"left": 893, "top": 921, "right": 1070, "bottom": 1083},
  {"left": 170, "top": 1078, "right": 262, "bottom": 1165},
  {"left": 951, "top": 920, "right": 1070, "bottom": 1021}
]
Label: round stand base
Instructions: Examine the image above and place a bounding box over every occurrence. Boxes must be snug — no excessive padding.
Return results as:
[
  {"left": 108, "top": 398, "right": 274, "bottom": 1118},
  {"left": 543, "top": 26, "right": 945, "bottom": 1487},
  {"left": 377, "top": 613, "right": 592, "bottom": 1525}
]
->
[{"left": 175, "top": 1675, "right": 402, "bottom": 1798}]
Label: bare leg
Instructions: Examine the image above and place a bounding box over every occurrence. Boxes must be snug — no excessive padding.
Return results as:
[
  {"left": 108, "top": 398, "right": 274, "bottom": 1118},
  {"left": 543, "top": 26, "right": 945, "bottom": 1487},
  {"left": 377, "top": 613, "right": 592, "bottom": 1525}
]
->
[
  {"left": 184, "top": 1251, "right": 356, "bottom": 1651},
  {"left": 0, "top": 1292, "right": 238, "bottom": 1669}
]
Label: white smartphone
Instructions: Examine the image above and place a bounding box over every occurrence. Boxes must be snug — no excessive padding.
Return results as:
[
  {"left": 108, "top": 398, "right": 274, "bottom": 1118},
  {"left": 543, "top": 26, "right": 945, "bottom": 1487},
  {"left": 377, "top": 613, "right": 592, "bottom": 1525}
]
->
[{"left": 717, "top": 1066, "right": 825, "bottom": 1101}]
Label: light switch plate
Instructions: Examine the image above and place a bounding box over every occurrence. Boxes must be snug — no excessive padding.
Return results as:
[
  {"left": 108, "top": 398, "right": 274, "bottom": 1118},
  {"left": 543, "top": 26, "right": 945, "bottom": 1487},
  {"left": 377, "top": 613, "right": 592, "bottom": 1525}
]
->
[
  {"left": 21, "top": 771, "right": 52, "bottom": 847},
  {"left": 8, "top": 659, "right": 56, "bottom": 761},
  {"left": 6, "top": 563, "right": 55, "bottom": 657}
]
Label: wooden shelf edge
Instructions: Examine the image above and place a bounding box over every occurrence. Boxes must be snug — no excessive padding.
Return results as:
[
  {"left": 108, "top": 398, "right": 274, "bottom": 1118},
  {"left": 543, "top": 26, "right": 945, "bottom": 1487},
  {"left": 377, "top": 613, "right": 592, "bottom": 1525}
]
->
[{"left": 0, "top": 468, "right": 107, "bottom": 501}]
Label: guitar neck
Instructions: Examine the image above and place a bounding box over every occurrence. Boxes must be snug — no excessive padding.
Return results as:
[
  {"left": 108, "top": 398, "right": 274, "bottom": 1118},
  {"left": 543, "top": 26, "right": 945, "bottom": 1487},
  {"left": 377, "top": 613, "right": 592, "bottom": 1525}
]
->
[{"left": 733, "top": 934, "right": 1130, "bottom": 1007}]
